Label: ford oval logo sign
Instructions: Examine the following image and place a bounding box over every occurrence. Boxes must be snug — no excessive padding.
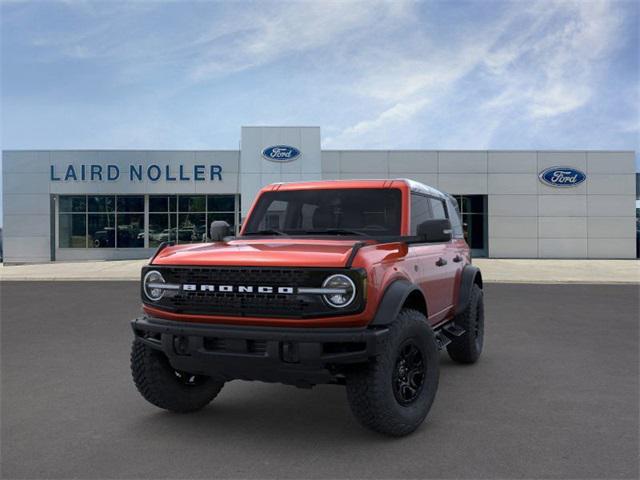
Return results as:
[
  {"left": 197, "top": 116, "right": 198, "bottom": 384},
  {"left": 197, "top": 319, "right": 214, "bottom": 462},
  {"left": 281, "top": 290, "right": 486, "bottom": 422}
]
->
[
  {"left": 538, "top": 166, "right": 586, "bottom": 188},
  {"left": 261, "top": 145, "right": 301, "bottom": 162}
]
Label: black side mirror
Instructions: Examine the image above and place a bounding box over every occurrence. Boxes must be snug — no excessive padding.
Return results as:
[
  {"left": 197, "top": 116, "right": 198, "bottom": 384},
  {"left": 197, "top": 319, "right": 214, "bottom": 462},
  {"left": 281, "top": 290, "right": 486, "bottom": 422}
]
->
[
  {"left": 416, "top": 219, "right": 452, "bottom": 243},
  {"left": 209, "top": 220, "right": 231, "bottom": 241}
]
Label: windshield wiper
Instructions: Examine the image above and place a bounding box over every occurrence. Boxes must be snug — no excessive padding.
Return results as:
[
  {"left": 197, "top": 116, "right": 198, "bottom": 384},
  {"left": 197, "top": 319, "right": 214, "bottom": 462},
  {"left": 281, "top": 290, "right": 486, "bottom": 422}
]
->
[
  {"left": 244, "top": 229, "right": 287, "bottom": 236},
  {"left": 304, "top": 228, "right": 367, "bottom": 236}
]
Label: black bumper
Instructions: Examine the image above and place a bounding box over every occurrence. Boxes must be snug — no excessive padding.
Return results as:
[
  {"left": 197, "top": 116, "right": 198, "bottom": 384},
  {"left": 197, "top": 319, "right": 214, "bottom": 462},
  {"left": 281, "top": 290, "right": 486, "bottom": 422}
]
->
[{"left": 131, "top": 316, "right": 388, "bottom": 386}]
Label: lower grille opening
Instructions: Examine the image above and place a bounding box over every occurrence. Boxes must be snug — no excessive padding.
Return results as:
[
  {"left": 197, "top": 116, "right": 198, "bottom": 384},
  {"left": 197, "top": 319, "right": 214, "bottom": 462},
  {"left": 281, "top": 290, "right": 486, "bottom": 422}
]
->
[
  {"left": 323, "top": 342, "right": 366, "bottom": 354},
  {"left": 202, "top": 337, "right": 267, "bottom": 356}
]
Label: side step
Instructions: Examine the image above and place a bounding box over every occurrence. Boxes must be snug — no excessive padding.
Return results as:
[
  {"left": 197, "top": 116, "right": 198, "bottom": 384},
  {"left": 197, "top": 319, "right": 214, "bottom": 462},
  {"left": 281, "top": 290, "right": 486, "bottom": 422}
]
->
[
  {"left": 435, "top": 323, "right": 466, "bottom": 350},
  {"left": 442, "top": 323, "right": 465, "bottom": 338},
  {"left": 435, "top": 332, "right": 452, "bottom": 349}
]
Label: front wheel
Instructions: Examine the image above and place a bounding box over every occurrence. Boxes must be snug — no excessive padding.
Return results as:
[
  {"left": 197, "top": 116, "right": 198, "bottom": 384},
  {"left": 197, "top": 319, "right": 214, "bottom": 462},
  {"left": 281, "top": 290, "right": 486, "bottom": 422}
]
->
[
  {"left": 131, "top": 340, "right": 224, "bottom": 413},
  {"left": 345, "top": 309, "right": 440, "bottom": 436}
]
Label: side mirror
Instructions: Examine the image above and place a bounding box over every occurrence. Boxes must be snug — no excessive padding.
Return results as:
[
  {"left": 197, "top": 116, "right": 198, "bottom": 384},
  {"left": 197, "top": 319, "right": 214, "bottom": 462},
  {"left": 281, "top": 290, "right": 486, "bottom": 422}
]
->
[
  {"left": 209, "top": 220, "right": 231, "bottom": 241},
  {"left": 416, "top": 219, "right": 452, "bottom": 243}
]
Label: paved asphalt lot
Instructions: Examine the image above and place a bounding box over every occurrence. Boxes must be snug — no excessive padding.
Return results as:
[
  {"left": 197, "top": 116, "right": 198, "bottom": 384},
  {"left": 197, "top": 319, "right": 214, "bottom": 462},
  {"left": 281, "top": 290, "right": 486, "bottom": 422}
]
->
[{"left": 1, "top": 282, "right": 638, "bottom": 479}]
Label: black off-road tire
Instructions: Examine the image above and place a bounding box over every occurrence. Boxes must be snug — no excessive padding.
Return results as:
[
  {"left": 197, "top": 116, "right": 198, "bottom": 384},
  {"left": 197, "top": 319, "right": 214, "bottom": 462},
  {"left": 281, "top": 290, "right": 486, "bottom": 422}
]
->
[
  {"left": 345, "top": 309, "right": 440, "bottom": 436},
  {"left": 447, "top": 283, "right": 484, "bottom": 364},
  {"left": 131, "top": 340, "right": 224, "bottom": 413}
]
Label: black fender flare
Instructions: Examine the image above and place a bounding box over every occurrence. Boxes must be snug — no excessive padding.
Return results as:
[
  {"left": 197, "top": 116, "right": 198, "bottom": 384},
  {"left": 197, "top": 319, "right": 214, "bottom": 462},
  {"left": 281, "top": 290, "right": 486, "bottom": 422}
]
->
[
  {"left": 370, "top": 279, "right": 425, "bottom": 326},
  {"left": 455, "top": 265, "right": 483, "bottom": 316}
]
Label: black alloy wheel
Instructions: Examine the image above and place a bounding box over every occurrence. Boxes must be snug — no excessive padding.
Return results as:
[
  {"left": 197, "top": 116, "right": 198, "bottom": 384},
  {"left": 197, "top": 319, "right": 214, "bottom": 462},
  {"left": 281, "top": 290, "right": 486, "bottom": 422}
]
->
[{"left": 392, "top": 341, "right": 426, "bottom": 405}]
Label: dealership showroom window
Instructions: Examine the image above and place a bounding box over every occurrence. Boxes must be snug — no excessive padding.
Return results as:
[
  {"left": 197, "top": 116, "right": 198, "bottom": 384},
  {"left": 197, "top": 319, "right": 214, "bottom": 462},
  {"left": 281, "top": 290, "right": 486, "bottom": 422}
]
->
[{"left": 58, "top": 194, "right": 238, "bottom": 249}]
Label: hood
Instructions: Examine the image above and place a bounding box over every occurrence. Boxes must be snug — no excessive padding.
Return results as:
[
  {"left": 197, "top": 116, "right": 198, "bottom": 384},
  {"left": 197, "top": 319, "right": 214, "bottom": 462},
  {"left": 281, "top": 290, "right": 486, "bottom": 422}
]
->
[{"left": 151, "top": 238, "right": 371, "bottom": 268}]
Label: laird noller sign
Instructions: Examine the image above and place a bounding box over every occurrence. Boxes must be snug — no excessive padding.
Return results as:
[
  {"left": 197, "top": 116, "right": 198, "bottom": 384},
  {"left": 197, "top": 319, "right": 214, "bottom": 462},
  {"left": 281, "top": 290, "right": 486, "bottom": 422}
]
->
[{"left": 50, "top": 163, "right": 223, "bottom": 182}]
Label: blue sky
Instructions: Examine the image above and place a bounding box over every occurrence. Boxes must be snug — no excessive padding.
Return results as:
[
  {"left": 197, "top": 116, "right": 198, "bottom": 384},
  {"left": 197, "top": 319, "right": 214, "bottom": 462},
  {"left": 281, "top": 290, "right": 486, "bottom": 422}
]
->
[{"left": 1, "top": 0, "right": 639, "bottom": 223}]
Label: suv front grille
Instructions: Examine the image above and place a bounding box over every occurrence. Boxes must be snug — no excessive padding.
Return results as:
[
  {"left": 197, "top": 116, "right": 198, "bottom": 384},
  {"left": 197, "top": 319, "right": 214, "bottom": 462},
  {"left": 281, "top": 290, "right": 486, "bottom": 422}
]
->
[{"left": 143, "top": 266, "right": 364, "bottom": 319}]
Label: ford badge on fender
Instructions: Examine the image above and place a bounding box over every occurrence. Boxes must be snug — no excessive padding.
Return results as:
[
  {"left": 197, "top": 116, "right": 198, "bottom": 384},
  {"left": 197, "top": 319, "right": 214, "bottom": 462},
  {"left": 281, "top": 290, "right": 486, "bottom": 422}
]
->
[
  {"left": 261, "top": 145, "right": 301, "bottom": 162},
  {"left": 538, "top": 166, "right": 586, "bottom": 187}
]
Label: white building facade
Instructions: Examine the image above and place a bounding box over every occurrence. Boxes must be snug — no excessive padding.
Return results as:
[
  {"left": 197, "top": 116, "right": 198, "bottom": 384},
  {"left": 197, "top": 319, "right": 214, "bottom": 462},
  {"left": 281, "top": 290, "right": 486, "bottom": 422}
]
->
[{"left": 2, "top": 126, "right": 637, "bottom": 263}]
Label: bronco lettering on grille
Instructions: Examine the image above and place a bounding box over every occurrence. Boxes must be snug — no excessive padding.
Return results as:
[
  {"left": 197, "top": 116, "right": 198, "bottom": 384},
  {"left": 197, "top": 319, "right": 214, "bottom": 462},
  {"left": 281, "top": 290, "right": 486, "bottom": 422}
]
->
[{"left": 182, "top": 284, "right": 295, "bottom": 294}]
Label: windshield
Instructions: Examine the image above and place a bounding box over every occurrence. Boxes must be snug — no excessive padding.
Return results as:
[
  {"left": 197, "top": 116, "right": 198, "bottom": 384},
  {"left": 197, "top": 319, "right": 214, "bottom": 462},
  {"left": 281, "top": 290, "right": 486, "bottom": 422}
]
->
[{"left": 243, "top": 188, "right": 402, "bottom": 237}]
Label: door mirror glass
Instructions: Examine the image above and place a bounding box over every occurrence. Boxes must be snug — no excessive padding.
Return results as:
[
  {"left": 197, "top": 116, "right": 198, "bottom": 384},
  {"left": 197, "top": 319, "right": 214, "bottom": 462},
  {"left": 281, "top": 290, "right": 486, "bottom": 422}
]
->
[
  {"left": 416, "top": 219, "right": 452, "bottom": 243},
  {"left": 209, "top": 220, "right": 231, "bottom": 241}
]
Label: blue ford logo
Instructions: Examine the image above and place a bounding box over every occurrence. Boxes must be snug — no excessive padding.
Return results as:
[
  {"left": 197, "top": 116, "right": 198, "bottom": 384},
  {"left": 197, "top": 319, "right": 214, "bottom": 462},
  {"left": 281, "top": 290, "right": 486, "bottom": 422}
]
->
[
  {"left": 261, "top": 145, "right": 301, "bottom": 162},
  {"left": 538, "top": 166, "right": 586, "bottom": 188}
]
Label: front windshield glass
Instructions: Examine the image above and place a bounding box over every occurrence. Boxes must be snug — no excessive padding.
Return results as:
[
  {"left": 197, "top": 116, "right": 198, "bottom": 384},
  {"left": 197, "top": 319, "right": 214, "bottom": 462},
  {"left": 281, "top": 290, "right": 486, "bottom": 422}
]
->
[{"left": 243, "top": 188, "right": 402, "bottom": 236}]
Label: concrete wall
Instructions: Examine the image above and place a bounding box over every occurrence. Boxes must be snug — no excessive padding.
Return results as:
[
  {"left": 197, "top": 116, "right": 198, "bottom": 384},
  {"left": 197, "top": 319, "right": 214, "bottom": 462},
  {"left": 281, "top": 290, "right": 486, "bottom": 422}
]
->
[
  {"left": 2, "top": 150, "right": 240, "bottom": 263},
  {"left": 2, "top": 138, "right": 636, "bottom": 262},
  {"left": 239, "top": 126, "right": 321, "bottom": 217},
  {"left": 324, "top": 149, "right": 637, "bottom": 258}
]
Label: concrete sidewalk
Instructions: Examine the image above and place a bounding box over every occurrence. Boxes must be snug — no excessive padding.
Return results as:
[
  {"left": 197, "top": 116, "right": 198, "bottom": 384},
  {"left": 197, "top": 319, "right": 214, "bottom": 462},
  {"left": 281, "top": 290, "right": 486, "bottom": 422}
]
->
[{"left": 0, "top": 258, "right": 638, "bottom": 284}]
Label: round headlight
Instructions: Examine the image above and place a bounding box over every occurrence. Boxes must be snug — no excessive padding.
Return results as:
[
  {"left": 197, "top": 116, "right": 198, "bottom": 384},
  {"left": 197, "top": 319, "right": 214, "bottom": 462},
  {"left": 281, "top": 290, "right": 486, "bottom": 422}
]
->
[
  {"left": 322, "top": 274, "right": 356, "bottom": 308},
  {"left": 143, "top": 270, "right": 165, "bottom": 301}
]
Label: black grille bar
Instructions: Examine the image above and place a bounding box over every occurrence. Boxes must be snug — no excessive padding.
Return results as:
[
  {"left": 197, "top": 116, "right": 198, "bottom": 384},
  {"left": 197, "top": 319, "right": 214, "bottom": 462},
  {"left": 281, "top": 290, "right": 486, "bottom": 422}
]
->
[{"left": 142, "top": 266, "right": 365, "bottom": 319}]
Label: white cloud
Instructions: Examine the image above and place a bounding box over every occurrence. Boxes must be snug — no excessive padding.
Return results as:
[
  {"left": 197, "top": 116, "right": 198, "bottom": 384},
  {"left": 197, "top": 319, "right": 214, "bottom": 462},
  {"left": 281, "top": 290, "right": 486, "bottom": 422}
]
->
[{"left": 325, "top": 0, "right": 628, "bottom": 147}]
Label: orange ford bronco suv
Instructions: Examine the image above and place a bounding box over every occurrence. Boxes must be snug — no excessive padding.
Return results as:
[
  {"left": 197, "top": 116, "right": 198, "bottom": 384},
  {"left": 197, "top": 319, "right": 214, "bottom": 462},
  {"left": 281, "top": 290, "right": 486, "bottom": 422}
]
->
[{"left": 131, "top": 179, "right": 484, "bottom": 436}]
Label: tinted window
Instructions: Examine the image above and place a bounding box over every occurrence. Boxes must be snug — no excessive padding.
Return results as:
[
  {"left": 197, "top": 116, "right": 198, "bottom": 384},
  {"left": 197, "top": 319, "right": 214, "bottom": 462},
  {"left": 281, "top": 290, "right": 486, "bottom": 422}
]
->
[
  {"left": 59, "top": 196, "right": 86, "bottom": 213},
  {"left": 410, "top": 194, "right": 432, "bottom": 235},
  {"left": 178, "top": 195, "right": 206, "bottom": 212},
  {"left": 244, "top": 189, "right": 402, "bottom": 236},
  {"left": 429, "top": 198, "right": 447, "bottom": 219},
  {"left": 59, "top": 213, "right": 86, "bottom": 247},
  {"left": 88, "top": 196, "right": 115, "bottom": 213},
  {"left": 446, "top": 197, "right": 464, "bottom": 238},
  {"left": 117, "top": 196, "right": 144, "bottom": 212},
  {"left": 207, "top": 195, "right": 235, "bottom": 212},
  {"left": 149, "top": 196, "right": 168, "bottom": 212}
]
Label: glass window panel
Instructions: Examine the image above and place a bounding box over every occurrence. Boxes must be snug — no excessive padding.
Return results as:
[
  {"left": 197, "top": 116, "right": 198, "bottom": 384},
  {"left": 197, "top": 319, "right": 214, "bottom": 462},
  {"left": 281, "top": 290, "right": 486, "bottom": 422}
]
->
[
  {"left": 149, "top": 196, "right": 168, "bottom": 212},
  {"left": 59, "top": 214, "right": 86, "bottom": 247},
  {"left": 446, "top": 197, "right": 464, "bottom": 238},
  {"left": 410, "top": 194, "right": 432, "bottom": 234},
  {"left": 207, "top": 195, "right": 235, "bottom": 212},
  {"left": 462, "top": 213, "right": 486, "bottom": 250},
  {"left": 178, "top": 195, "right": 206, "bottom": 212},
  {"left": 458, "top": 196, "right": 470, "bottom": 214},
  {"left": 149, "top": 213, "right": 172, "bottom": 247},
  {"left": 117, "top": 195, "right": 144, "bottom": 212},
  {"left": 169, "top": 195, "right": 177, "bottom": 212},
  {"left": 88, "top": 196, "right": 115, "bottom": 213},
  {"left": 116, "top": 213, "right": 144, "bottom": 247},
  {"left": 244, "top": 189, "right": 401, "bottom": 236},
  {"left": 429, "top": 198, "right": 447, "bottom": 219},
  {"left": 88, "top": 213, "right": 115, "bottom": 248},
  {"left": 468, "top": 195, "right": 485, "bottom": 214},
  {"left": 59, "top": 196, "right": 86, "bottom": 213},
  {"left": 177, "top": 213, "right": 206, "bottom": 243}
]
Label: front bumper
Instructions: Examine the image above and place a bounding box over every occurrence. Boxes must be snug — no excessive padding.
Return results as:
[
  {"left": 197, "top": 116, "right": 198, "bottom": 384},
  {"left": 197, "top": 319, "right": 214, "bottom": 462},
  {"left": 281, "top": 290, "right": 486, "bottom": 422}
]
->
[{"left": 131, "top": 316, "right": 389, "bottom": 386}]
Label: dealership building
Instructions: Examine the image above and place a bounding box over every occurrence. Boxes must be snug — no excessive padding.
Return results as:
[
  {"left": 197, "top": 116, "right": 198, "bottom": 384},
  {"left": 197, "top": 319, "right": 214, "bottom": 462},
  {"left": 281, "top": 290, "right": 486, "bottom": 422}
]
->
[{"left": 1, "top": 126, "right": 637, "bottom": 263}]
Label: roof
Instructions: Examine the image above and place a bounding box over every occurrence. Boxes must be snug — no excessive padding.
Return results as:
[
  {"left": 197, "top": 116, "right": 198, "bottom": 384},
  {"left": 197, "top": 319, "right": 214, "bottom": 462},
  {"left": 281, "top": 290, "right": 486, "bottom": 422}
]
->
[{"left": 265, "top": 178, "right": 448, "bottom": 199}]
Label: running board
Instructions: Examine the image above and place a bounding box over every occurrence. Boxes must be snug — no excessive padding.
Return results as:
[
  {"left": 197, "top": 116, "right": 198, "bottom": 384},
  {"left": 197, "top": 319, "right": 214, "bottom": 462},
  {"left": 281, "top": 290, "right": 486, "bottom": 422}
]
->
[
  {"left": 435, "top": 322, "right": 466, "bottom": 350},
  {"left": 443, "top": 323, "right": 465, "bottom": 337},
  {"left": 435, "top": 332, "right": 452, "bottom": 349}
]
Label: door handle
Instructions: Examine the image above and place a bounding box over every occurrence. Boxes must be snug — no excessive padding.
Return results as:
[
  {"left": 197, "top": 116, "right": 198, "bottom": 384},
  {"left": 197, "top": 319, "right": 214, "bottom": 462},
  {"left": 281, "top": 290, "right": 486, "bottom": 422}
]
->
[
  {"left": 435, "top": 257, "right": 447, "bottom": 267},
  {"left": 453, "top": 255, "right": 463, "bottom": 263}
]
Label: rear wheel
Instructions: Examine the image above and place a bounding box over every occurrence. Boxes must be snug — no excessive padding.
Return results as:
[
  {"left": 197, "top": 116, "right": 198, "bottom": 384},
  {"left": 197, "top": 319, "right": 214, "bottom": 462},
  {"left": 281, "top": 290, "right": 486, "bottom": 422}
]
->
[
  {"left": 131, "top": 340, "right": 224, "bottom": 413},
  {"left": 346, "top": 309, "right": 439, "bottom": 436},
  {"left": 447, "top": 283, "right": 484, "bottom": 364}
]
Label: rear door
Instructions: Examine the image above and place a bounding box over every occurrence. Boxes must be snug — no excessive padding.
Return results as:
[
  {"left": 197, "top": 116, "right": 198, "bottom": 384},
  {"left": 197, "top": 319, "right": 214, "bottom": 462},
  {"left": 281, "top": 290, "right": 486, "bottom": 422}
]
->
[
  {"left": 408, "top": 193, "right": 456, "bottom": 323},
  {"left": 427, "top": 196, "right": 458, "bottom": 316}
]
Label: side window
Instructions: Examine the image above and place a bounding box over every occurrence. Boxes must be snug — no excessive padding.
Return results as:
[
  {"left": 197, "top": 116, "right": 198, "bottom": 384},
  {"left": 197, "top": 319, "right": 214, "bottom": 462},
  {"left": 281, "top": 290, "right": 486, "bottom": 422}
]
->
[
  {"left": 410, "top": 194, "right": 433, "bottom": 234},
  {"left": 446, "top": 197, "right": 464, "bottom": 238},
  {"left": 429, "top": 198, "right": 447, "bottom": 220}
]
